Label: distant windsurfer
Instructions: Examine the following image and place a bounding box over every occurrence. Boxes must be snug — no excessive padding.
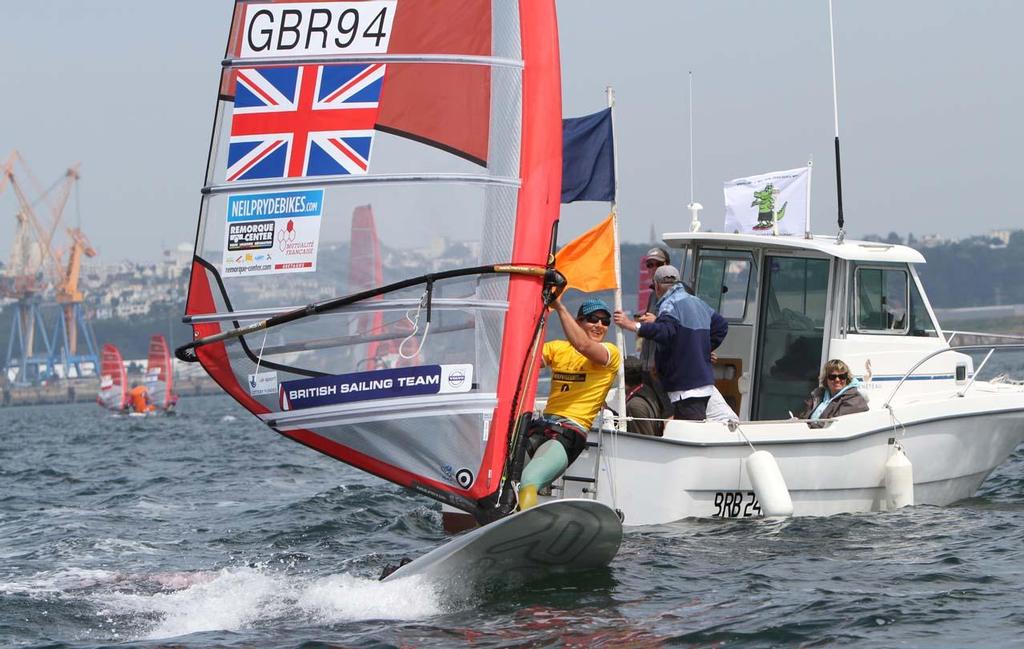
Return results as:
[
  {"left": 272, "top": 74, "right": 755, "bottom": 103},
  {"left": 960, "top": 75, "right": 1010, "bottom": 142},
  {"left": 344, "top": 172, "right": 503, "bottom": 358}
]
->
[
  {"left": 518, "top": 298, "right": 621, "bottom": 511},
  {"left": 127, "top": 382, "right": 155, "bottom": 414}
]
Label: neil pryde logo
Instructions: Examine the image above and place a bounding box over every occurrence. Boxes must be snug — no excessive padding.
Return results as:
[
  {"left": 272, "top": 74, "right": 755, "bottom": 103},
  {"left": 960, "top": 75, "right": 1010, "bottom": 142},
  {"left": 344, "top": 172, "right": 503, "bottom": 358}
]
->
[{"left": 447, "top": 369, "right": 466, "bottom": 388}]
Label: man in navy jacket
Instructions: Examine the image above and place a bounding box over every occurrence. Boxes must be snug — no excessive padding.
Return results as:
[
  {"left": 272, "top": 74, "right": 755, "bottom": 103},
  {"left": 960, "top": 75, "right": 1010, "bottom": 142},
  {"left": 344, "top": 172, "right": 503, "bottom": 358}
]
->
[{"left": 614, "top": 265, "right": 728, "bottom": 420}]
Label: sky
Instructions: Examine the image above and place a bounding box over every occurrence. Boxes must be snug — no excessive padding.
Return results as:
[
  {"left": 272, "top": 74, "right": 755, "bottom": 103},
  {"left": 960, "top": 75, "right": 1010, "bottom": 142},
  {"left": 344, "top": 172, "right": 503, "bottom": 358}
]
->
[{"left": 1, "top": 1, "right": 1021, "bottom": 263}]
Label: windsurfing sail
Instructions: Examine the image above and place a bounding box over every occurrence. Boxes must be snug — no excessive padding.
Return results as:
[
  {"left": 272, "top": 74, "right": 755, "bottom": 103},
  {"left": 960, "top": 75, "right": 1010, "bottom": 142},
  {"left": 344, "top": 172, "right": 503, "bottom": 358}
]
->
[
  {"left": 181, "top": 0, "right": 562, "bottom": 521},
  {"left": 145, "top": 334, "right": 175, "bottom": 410},
  {"left": 97, "top": 343, "right": 127, "bottom": 410}
]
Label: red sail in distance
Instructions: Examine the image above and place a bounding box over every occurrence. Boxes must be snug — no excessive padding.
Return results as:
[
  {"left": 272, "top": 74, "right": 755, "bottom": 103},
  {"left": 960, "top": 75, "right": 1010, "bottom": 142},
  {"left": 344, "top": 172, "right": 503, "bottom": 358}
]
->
[
  {"left": 637, "top": 255, "right": 655, "bottom": 315},
  {"left": 97, "top": 344, "right": 127, "bottom": 410},
  {"left": 145, "top": 335, "right": 175, "bottom": 410},
  {"left": 349, "top": 205, "right": 385, "bottom": 371}
]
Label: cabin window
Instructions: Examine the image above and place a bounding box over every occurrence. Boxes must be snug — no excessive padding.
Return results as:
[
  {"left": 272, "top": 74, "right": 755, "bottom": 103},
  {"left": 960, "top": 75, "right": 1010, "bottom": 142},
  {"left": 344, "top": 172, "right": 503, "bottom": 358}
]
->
[
  {"left": 908, "top": 278, "right": 939, "bottom": 337},
  {"left": 855, "top": 267, "right": 910, "bottom": 333},
  {"left": 695, "top": 251, "right": 755, "bottom": 320}
]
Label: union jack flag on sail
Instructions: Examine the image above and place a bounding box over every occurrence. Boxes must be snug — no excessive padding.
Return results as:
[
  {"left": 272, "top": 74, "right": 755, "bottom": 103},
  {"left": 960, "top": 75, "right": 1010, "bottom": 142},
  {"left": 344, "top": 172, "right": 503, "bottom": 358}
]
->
[{"left": 227, "top": 64, "right": 386, "bottom": 181}]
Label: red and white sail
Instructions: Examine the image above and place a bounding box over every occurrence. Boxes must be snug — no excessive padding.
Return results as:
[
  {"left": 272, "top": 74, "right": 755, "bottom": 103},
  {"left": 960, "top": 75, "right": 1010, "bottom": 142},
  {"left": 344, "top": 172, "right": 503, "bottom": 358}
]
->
[
  {"left": 97, "top": 344, "right": 127, "bottom": 410},
  {"left": 348, "top": 205, "right": 385, "bottom": 370},
  {"left": 145, "top": 334, "right": 175, "bottom": 410},
  {"left": 184, "top": 0, "right": 562, "bottom": 518},
  {"left": 637, "top": 256, "right": 655, "bottom": 314}
]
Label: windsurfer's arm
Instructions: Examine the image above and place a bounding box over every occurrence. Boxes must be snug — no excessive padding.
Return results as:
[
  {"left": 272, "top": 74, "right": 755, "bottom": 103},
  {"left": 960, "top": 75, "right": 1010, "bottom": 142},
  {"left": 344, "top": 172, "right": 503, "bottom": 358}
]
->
[{"left": 552, "top": 300, "right": 611, "bottom": 366}]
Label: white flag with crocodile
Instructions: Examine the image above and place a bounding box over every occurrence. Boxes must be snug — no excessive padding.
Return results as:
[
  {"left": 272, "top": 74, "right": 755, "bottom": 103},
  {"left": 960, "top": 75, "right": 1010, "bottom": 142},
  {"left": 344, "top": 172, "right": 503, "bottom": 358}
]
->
[{"left": 724, "top": 166, "right": 810, "bottom": 236}]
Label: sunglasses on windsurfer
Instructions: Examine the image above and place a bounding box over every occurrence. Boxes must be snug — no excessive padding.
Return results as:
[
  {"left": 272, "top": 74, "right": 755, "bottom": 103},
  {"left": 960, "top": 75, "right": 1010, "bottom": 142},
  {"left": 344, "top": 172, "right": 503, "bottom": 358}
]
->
[{"left": 581, "top": 314, "right": 611, "bottom": 326}]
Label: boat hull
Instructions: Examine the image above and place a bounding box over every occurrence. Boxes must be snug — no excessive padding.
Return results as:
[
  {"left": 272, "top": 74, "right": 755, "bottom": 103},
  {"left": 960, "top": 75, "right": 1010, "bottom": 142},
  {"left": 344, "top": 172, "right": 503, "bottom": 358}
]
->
[{"left": 557, "top": 392, "right": 1024, "bottom": 526}]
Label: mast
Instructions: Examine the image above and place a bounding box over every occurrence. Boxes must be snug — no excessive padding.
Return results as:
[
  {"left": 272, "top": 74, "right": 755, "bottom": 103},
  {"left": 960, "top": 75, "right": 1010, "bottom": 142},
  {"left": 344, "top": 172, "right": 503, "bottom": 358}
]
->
[{"left": 606, "top": 85, "right": 622, "bottom": 429}]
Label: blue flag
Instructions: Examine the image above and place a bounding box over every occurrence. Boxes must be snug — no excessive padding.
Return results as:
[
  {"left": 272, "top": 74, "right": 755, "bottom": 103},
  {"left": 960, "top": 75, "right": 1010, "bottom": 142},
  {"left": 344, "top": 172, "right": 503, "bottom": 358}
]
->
[{"left": 561, "top": 108, "right": 615, "bottom": 203}]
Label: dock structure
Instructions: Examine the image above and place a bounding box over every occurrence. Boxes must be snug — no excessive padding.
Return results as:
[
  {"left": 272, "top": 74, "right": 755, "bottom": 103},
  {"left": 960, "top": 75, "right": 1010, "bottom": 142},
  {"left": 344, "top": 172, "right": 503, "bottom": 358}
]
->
[{"left": 1, "top": 374, "right": 221, "bottom": 408}]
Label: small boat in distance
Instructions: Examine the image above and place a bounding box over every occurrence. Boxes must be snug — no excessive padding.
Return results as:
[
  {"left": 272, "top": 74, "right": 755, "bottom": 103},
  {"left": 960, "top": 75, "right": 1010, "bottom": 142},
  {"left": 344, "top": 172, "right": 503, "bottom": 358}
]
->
[{"left": 96, "top": 343, "right": 127, "bottom": 412}]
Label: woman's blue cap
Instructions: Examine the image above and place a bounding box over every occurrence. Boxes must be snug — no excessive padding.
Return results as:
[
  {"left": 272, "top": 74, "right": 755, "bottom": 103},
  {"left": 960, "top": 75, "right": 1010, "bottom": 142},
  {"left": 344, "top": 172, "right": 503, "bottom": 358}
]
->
[{"left": 577, "top": 298, "right": 612, "bottom": 318}]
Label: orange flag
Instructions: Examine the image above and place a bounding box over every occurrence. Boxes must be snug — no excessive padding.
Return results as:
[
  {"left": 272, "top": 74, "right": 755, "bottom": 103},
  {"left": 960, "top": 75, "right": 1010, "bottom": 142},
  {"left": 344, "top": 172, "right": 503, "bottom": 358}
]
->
[{"left": 554, "top": 213, "right": 618, "bottom": 292}]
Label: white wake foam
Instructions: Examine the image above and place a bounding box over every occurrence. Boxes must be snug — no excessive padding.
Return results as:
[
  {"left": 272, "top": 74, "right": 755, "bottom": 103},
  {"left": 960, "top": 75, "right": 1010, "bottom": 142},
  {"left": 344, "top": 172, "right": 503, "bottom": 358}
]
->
[
  {"left": 297, "top": 573, "right": 443, "bottom": 623},
  {"left": 98, "top": 566, "right": 444, "bottom": 641}
]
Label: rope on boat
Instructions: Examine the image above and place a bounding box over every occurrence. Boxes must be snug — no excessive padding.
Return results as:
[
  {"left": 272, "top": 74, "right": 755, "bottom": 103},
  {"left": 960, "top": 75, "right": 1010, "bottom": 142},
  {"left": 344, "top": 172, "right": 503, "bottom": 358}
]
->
[{"left": 727, "top": 420, "right": 759, "bottom": 453}]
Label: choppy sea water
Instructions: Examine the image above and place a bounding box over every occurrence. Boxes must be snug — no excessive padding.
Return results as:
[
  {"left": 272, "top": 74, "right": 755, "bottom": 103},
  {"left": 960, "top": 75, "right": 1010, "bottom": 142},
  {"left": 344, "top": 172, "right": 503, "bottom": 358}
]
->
[{"left": 2, "top": 395, "right": 1024, "bottom": 648}]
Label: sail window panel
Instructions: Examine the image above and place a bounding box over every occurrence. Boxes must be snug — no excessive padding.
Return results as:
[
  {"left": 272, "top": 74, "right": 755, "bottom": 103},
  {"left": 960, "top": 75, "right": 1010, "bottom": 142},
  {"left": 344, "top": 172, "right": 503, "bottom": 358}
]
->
[
  {"left": 217, "top": 285, "right": 504, "bottom": 392},
  {"left": 317, "top": 411, "right": 492, "bottom": 491},
  {"left": 196, "top": 183, "right": 518, "bottom": 307}
]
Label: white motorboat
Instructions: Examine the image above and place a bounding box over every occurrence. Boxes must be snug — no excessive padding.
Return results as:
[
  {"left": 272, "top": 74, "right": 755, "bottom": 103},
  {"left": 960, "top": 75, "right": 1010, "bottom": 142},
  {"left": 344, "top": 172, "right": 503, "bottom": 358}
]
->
[{"left": 546, "top": 232, "right": 1024, "bottom": 525}]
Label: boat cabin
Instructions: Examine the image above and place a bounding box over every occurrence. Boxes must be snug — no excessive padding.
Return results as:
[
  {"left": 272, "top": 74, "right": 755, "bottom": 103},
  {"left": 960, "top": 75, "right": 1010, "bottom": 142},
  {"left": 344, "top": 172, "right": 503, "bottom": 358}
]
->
[{"left": 661, "top": 232, "right": 959, "bottom": 421}]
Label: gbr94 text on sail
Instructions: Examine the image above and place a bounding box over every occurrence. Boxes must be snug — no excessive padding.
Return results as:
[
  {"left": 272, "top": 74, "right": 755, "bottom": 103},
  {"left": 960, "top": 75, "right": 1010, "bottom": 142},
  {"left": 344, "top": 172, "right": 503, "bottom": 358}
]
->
[{"left": 242, "top": 1, "right": 397, "bottom": 57}]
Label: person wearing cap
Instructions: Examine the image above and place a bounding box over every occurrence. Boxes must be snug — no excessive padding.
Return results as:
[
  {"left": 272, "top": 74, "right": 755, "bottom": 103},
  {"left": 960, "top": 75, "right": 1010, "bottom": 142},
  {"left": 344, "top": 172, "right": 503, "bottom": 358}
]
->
[
  {"left": 639, "top": 247, "right": 671, "bottom": 366},
  {"left": 614, "top": 265, "right": 728, "bottom": 421},
  {"left": 637, "top": 246, "right": 675, "bottom": 418},
  {"left": 518, "top": 297, "right": 622, "bottom": 510}
]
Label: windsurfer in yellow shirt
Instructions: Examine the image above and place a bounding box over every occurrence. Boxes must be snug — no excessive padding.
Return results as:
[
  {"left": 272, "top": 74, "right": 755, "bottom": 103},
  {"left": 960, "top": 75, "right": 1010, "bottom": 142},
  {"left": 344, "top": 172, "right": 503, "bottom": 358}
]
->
[{"left": 518, "top": 298, "right": 621, "bottom": 510}]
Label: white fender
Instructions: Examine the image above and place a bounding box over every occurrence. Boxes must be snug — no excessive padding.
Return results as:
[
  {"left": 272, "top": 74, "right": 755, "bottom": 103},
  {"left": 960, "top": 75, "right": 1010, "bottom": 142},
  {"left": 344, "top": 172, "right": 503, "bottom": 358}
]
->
[
  {"left": 745, "top": 450, "right": 794, "bottom": 517},
  {"left": 885, "top": 443, "right": 914, "bottom": 510}
]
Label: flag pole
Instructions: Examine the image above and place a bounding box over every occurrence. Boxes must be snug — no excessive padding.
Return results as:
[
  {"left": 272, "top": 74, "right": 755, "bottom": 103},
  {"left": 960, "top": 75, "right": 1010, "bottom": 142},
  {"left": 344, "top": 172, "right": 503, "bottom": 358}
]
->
[
  {"left": 805, "top": 156, "right": 814, "bottom": 239},
  {"left": 828, "top": 0, "right": 846, "bottom": 243},
  {"left": 606, "top": 86, "right": 627, "bottom": 432}
]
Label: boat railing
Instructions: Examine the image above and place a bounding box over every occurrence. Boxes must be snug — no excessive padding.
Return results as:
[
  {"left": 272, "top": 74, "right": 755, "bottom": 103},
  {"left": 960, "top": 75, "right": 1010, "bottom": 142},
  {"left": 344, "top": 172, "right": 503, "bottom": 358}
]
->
[
  {"left": 946, "top": 330, "right": 1024, "bottom": 345},
  {"left": 882, "top": 343, "right": 1024, "bottom": 409}
]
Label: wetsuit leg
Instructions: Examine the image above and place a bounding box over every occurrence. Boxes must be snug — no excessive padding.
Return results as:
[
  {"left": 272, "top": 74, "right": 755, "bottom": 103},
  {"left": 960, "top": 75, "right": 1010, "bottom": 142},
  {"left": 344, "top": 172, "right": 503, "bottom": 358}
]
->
[{"left": 518, "top": 439, "right": 568, "bottom": 511}]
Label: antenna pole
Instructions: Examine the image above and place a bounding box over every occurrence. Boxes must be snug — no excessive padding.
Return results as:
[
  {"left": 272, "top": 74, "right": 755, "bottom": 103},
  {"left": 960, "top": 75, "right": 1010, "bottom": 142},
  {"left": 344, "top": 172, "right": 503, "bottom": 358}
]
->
[
  {"left": 688, "top": 71, "right": 694, "bottom": 204},
  {"left": 686, "top": 71, "right": 702, "bottom": 232},
  {"left": 828, "top": 0, "right": 845, "bottom": 242},
  {"left": 606, "top": 86, "right": 627, "bottom": 432}
]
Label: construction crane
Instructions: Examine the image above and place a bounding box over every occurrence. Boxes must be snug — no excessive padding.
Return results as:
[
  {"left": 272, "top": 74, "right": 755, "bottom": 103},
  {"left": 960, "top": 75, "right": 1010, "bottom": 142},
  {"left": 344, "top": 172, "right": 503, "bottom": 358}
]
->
[
  {"left": 55, "top": 227, "right": 97, "bottom": 359},
  {"left": 1, "top": 152, "right": 96, "bottom": 383}
]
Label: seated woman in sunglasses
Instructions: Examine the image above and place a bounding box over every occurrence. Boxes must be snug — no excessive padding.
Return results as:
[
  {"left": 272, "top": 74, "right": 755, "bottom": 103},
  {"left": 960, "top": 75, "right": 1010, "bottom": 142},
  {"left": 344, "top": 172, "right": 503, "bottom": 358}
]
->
[
  {"left": 518, "top": 297, "right": 621, "bottom": 510},
  {"left": 797, "top": 359, "right": 869, "bottom": 420}
]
